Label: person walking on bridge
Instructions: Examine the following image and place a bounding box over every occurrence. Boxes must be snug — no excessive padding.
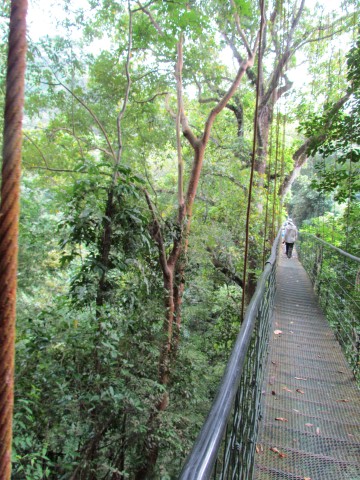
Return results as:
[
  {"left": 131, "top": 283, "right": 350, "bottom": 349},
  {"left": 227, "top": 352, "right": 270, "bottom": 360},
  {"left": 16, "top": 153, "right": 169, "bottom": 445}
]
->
[{"left": 283, "top": 219, "right": 298, "bottom": 258}]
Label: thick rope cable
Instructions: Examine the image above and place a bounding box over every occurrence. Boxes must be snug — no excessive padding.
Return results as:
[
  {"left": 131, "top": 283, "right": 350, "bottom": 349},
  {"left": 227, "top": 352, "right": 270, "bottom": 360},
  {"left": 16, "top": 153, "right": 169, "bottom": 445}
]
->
[
  {"left": 240, "top": 0, "right": 266, "bottom": 320},
  {"left": 0, "top": 1, "right": 27, "bottom": 478}
]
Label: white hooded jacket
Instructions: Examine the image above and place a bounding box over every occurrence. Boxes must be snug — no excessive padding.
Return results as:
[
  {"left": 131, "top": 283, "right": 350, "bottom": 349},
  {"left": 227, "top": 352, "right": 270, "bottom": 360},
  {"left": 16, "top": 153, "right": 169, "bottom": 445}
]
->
[{"left": 284, "top": 223, "right": 297, "bottom": 243}]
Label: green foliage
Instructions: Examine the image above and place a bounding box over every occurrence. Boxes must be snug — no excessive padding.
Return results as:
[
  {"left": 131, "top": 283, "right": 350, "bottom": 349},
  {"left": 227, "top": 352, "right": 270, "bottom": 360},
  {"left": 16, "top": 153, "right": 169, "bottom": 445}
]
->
[
  {"left": 299, "top": 36, "right": 360, "bottom": 202},
  {"left": 8, "top": 0, "right": 359, "bottom": 478},
  {"left": 291, "top": 164, "right": 359, "bottom": 257},
  {"left": 288, "top": 161, "right": 333, "bottom": 226},
  {"left": 211, "top": 285, "right": 243, "bottom": 354}
]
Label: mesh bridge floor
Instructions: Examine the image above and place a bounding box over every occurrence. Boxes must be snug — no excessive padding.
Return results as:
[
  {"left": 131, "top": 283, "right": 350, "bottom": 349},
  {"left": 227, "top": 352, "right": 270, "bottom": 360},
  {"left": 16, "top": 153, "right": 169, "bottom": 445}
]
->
[{"left": 254, "top": 251, "right": 360, "bottom": 480}]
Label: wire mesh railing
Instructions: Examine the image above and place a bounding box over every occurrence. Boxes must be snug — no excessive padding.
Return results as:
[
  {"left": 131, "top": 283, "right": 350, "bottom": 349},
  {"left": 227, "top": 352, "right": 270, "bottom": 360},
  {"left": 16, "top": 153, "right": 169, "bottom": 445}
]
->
[
  {"left": 297, "top": 232, "right": 360, "bottom": 383},
  {"left": 179, "top": 230, "right": 282, "bottom": 480}
]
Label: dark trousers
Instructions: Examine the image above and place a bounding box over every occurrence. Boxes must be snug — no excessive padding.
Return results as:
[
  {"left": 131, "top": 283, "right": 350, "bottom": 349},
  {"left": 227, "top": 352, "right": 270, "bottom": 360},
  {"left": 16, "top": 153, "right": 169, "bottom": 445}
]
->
[{"left": 285, "top": 242, "right": 294, "bottom": 258}]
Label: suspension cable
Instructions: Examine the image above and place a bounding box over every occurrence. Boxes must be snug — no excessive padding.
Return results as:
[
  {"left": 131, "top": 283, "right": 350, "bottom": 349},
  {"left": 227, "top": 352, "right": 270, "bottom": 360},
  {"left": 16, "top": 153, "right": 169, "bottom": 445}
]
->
[
  {"left": 262, "top": 121, "right": 273, "bottom": 268},
  {"left": 241, "top": 0, "right": 266, "bottom": 320},
  {"left": 0, "top": 1, "right": 28, "bottom": 478},
  {"left": 345, "top": 125, "right": 353, "bottom": 253},
  {"left": 272, "top": 107, "right": 280, "bottom": 232},
  {"left": 278, "top": 107, "right": 287, "bottom": 229}
]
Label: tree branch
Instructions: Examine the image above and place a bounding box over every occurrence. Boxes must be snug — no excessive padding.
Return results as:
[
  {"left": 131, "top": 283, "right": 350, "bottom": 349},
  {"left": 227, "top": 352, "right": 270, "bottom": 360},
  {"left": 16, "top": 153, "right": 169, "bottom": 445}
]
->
[
  {"left": 206, "top": 247, "right": 244, "bottom": 288},
  {"left": 53, "top": 79, "right": 116, "bottom": 161},
  {"left": 131, "top": 0, "right": 156, "bottom": 11},
  {"left": 222, "top": 32, "right": 257, "bottom": 86},
  {"left": 203, "top": 171, "right": 247, "bottom": 192},
  {"left": 194, "top": 76, "right": 220, "bottom": 104},
  {"left": 23, "top": 165, "right": 111, "bottom": 175},
  {"left": 280, "top": 91, "right": 352, "bottom": 197},
  {"left": 230, "top": 0, "right": 252, "bottom": 58},
  {"left": 175, "top": 38, "right": 199, "bottom": 149},
  {"left": 89, "top": 146, "right": 114, "bottom": 158},
  {"left": 202, "top": 53, "right": 255, "bottom": 145},
  {"left": 135, "top": 1, "right": 164, "bottom": 35},
  {"left": 293, "top": 26, "right": 352, "bottom": 54},
  {"left": 276, "top": 74, "right": 293, "bottom": 100},
  {"left": 134, "top": 91, "right": 169, "bottom": 104},
  {"left": 23, "top": 132, "right": 50, "bottom": 168},
  {"left": 261, "top": 0, "right": 305, "bottom": 109}
]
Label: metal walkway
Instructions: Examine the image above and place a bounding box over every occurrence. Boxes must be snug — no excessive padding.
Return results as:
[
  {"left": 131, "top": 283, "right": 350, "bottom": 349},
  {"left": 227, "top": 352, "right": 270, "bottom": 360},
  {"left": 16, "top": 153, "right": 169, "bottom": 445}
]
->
[{"left": 255, "top": 251, "right": 360, "bottom": 480}]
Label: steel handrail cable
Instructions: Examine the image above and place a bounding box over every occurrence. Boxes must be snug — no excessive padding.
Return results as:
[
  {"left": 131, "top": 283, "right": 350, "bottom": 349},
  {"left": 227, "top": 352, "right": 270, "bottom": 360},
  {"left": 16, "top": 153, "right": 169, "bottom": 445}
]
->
[
  {"left": 299, "top": 232, "right": 360, "bottom": 263},
  {"left": 298, "top": 232, "right": 360, "bottom": 379},
  {"left": 0, "top": 1, "right": 28, "bottom": 479},
  {"left": 179, "top": 228, "right": 282, "bottom": 480}
]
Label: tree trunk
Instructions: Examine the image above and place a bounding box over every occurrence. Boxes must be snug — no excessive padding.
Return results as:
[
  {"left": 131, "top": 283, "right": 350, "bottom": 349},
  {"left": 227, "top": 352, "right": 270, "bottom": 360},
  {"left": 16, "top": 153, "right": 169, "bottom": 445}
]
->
[
  {"left": 96, "top": 188, "right": 114, "bottom": 313},
  {"left": 111, "top": 414, "right": 127, "bottom": 480},
  {"left": 255, "top": 101, "right": 273, "bottom": 175},
  {"left": 135, "top": 145, "right": 206, "bottom": 479},
  {"left": 135, "top": 30, "right": 257, "bottom": 476}
]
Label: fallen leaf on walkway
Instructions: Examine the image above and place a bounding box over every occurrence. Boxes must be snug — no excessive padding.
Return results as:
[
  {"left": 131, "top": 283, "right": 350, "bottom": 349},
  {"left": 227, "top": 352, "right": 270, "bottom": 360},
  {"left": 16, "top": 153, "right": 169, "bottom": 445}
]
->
[
  {"left": 316, "top": 427, "right": 320, "bottom": 435},
  {"left": 271, "top": 361, "right": 277, "bottom": 365},
  {"left": 275, "top": 417, "right": 288, "bottom": 422},
  {"left": 293, "top": 409, "right": 300, "bottom": 413},
  {"left": 305, "top": 423, "right": 313, "bottom": 427},
  {"left": 269, "top": 376, "right": 275, "bottom": 385},
  {"left": 338, "top": 370, "right": 345, "bottom": 373},
  {"left": 274, "top": 329, "right": 283, "bottom": 335},
  {"left": 282, "top": 387, "right": 293, "bottom": 392},
  {"left": 295, "top": 377, "right": 307, "bottom": 380},
  {"left": 256, "top": 444, "right": 264, "bottom": 453},
  {"left": 296, "top": 389, "right": 304, "bottom": 394},
  {"left": 270, "top": 447, "right": 280, "bottom": 453},
  {"left": 270, "top": 447, "right": 287, "bottom": 458},
  {"left": 303, "top": 477, "right": 312, "bottom": 480},
  {"left": 271, "top": 390, "right": 276, "bottom": 396},
  {"left": 336, "top": 399, "right": 349, "bottom": 402}
]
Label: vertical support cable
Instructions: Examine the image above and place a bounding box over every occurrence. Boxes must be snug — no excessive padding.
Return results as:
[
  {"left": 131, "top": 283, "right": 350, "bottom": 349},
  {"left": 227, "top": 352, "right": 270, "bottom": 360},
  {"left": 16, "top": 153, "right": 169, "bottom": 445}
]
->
[
  {"left": 278, "top": 110, "right": 286, "bottom": 230},
  {"left": 0, "top": 1, "right": 27, "bottom": 478},
  {"left": 271, "top": 108, "right": 280, "bottom": 234},
  {"left": 262, "top": 121, "right": 273, "bottom": 268},
  {"left": 241, "top": 0, "right": 266, "bottom": 320}
]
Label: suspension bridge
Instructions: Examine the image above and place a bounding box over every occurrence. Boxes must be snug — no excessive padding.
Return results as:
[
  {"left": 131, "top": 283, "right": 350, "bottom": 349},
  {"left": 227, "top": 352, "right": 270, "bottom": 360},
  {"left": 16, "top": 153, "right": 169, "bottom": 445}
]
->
[
  {"left": 180, "top": 231, "right": 360, "bottom": 479},
  {"left": 0, "top": 3, "right": 359, "bottom": 479}
]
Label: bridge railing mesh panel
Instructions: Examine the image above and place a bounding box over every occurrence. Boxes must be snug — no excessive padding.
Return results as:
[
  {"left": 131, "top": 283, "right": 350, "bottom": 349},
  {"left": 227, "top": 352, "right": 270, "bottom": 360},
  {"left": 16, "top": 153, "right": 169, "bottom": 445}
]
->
[
  {"left": 179, "top": 230, "right": 282, "bottom": 480},
  {"left": 297, "top": 233, "right": 360, "bottom": 382},
  {"left": 254, "top": 246, "right": 360, "bottom": 480}
]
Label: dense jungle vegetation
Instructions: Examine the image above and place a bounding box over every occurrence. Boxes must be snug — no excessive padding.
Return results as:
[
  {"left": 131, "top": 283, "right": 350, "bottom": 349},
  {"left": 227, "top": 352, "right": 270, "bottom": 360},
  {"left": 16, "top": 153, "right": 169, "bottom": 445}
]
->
[{"left": 0, "top": 0, "right": 359, "bottom": 478}]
